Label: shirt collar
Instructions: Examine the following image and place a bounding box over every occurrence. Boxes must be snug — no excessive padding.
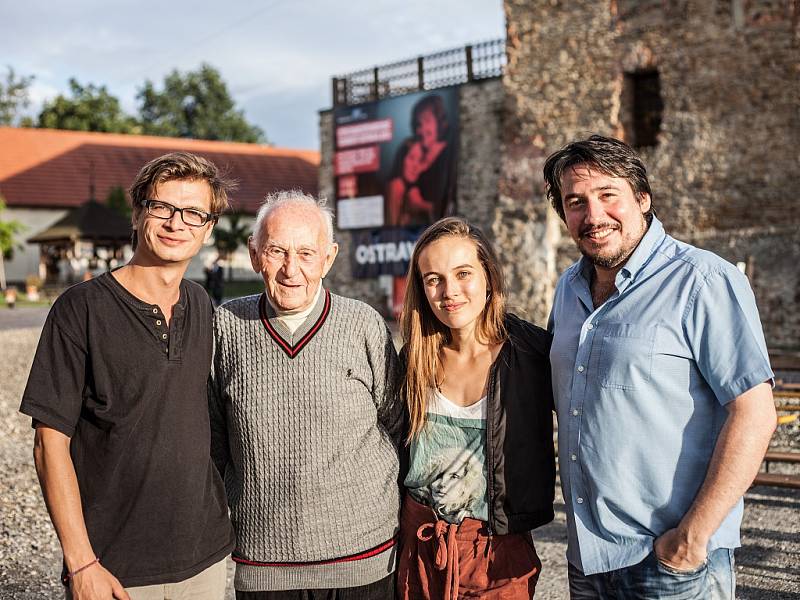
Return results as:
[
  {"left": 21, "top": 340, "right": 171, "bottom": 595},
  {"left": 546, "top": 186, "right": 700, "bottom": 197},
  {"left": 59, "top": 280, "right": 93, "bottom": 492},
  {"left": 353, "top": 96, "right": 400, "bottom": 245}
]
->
[
  {"left": 618, "top": 216, "right": 665, "bottom": 281},
  {"left": 263, "top": 283, "right": 325, "bottom": 319}
]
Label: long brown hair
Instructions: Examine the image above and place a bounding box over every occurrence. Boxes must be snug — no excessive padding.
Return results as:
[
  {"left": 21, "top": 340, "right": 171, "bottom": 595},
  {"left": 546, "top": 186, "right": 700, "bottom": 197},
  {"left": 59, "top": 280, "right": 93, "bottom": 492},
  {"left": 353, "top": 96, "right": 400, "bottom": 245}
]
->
[{"left": 401, "top": 217, "right": 507, "bottom": 441}]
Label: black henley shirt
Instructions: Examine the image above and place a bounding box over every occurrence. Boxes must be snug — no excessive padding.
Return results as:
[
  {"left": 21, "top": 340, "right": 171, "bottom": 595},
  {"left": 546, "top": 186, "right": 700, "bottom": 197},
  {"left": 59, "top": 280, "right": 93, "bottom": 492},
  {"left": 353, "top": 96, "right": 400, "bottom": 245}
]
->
[{"left": 20, "top": 272, "right": 234, "bottom": 587}]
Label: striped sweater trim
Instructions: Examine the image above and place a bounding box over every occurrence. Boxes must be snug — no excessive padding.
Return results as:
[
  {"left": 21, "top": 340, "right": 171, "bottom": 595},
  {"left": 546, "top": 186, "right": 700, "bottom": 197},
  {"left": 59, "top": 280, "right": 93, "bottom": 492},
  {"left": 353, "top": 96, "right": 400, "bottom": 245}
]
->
[
  {"left": 232, "top": 536, "right": 396, "bottom": 567},
  {"left": 258, "top": 290, "right": 331, "bottom": 358}
]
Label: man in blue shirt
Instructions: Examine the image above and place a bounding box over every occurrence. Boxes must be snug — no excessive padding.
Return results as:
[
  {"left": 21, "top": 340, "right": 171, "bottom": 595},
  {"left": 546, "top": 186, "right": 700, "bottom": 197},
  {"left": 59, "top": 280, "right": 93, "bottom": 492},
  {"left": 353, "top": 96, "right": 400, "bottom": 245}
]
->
[{"left": 544, "top": 135, "right": 776, "bottom": 599}]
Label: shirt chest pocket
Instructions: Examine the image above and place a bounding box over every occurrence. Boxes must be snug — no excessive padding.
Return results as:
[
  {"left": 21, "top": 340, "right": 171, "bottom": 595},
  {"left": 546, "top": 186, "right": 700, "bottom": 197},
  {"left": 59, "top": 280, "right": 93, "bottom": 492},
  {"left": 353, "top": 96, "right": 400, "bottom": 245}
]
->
[{"left": 599, "top": 323, "right": 658, "bottom": 390}]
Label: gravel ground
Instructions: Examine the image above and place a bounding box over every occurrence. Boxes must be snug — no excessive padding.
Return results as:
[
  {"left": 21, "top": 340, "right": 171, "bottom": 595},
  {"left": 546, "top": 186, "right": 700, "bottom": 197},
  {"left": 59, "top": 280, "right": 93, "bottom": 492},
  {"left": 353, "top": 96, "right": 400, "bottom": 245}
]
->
[{"left": 1, "top": 325, "right": 798, "bottom": 599}]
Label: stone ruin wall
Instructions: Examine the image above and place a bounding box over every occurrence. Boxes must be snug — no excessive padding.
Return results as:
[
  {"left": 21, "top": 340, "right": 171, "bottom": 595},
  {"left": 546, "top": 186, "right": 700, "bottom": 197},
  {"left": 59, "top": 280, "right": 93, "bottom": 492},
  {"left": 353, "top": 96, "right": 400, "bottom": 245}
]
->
[
  {"left": 501, "top": 0, "right": 800, "bottom": 349},
  {"left": 320, "top": 0, "right": 798, "bottom": 350}
]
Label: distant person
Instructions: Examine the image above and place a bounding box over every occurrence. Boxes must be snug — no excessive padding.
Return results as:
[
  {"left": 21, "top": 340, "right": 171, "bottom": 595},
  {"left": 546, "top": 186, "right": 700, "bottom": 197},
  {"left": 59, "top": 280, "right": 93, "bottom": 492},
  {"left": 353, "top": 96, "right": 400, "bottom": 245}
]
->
[
  {"left": 205, "top": 257, "right": 225, "bottom": 306},
  {"left": 544, "top": 135, "right": 776, "bottom": 599},
  {"left": 396, "top": 217, "right": 555, "bottom": 599},
  {"left": 209, "top": 191, "right": 402, "bottom": 599},
  {"left": 4, "top": 286, "right": 17, "bottom": 308},
  {"left": 20, "top": 152, "right": 235, "bottom": 600},
  {"left": 385, "top": 94, "right": 455, "bottom": 227}
]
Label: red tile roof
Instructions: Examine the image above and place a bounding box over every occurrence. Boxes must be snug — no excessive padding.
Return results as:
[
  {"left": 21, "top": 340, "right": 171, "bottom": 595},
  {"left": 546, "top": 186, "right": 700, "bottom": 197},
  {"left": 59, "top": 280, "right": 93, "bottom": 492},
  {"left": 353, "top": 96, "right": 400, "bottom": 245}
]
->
[{"left": 0, "top": 127, "right": 320, "bottom": 215}]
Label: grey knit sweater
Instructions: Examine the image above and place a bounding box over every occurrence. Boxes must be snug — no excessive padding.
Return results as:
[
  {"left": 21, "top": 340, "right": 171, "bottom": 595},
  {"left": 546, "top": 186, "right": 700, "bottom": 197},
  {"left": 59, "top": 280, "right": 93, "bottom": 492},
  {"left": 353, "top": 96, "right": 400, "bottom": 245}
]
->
[{"left": 209, "top": 289, "right": 402, "bottom": 591}]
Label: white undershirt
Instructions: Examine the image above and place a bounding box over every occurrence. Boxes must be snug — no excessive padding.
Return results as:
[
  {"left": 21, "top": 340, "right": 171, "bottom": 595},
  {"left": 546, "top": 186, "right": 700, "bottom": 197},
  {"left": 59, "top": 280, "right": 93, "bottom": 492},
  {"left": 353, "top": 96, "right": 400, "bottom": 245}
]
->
[
  {"left": 266, "top": 284, "right": 323, "bottom": 334},
  {"left": 429, "top": 388, "right": 487, "bottom": 420}
]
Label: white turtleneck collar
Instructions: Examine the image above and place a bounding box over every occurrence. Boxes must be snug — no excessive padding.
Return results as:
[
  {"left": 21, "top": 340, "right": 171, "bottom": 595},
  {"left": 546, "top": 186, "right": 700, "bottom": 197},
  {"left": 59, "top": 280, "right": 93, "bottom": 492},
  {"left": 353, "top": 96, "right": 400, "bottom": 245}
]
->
[{"left": 266, "top": 283, "right": 323, "bottom": 334}]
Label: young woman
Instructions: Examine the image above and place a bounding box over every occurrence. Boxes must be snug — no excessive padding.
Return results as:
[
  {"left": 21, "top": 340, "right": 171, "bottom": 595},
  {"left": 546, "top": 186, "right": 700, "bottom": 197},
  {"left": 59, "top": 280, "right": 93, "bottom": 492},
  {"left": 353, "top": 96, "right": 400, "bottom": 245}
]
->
[{"left": 397, "top": 217, "right": 555, "bottom": 599}]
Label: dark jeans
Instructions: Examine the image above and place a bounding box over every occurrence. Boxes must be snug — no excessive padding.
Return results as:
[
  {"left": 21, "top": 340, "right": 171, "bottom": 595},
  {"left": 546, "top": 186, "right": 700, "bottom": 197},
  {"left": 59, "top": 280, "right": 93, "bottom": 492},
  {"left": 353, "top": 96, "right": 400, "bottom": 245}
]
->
[
  {"left": 235, "top": 573, "right": 395, "bottom": 600},
  {"left": 568, "top": 548, "right": 734, "bottom": 600}
]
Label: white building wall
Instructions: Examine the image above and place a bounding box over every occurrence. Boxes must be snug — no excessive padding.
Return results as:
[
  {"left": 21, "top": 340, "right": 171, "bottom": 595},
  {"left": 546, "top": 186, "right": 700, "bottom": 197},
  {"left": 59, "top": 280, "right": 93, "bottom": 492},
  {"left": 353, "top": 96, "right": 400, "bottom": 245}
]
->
[{"left": 3, "top": 208, "right": 68, "bottom": 282}]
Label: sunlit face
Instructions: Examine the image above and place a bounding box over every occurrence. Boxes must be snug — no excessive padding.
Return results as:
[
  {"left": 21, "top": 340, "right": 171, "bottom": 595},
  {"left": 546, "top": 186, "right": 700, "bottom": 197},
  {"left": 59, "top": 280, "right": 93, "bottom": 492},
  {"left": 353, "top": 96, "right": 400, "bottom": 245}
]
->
[
  {"left": 417, "top": 236, "right": 488, "bottom": 334},
  {"left": 132, "top": 179, "right": 214, "bottom": 265},
  {"left": 561, "top": 165, "right": 650, "bottom": 274},
  {"left": 249, "top": 205, "right": 338, "bottom": 312},
  {"left": 416, "top": 108, "right": 439, "bottom": 149}
]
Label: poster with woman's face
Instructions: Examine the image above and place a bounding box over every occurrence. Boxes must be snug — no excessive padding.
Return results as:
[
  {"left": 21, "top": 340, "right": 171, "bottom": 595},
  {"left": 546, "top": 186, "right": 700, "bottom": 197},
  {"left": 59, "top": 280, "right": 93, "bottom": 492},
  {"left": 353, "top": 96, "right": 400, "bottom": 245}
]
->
[{"left": 333, "top": 87, "right": 459, "bottom": 232}]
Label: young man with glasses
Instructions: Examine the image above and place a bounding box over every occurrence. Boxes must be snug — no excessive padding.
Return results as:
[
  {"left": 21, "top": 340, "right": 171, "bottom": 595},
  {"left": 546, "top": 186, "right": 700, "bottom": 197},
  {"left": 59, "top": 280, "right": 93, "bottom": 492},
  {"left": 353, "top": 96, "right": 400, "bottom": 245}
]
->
[{"left": 20, "top": 152, "right": 236, "bottom": 600}]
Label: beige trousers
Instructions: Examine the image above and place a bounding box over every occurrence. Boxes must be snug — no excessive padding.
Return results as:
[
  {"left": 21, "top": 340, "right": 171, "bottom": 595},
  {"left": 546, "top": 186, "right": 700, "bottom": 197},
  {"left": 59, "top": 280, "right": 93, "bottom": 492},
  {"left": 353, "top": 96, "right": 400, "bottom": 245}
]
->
[{"left": 66, "top": 557, "right": 228, "bottom": 600}]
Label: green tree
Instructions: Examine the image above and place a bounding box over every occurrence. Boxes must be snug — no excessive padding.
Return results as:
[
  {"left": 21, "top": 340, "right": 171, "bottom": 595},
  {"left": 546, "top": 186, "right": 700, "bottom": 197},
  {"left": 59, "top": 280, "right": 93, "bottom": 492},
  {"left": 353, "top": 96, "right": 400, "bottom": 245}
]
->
[
  {"left": 37, "top": 78, "right": 140, "bottom": 133},
  {"left": 0, "top": 197, "right": 26, "bottom": 290},
  {"left": 137, "top": 64, "right": 264, "bottom": 143},
  {"left": 213, "top": 213, "right": 250, "bottom": 281},
  {"left": 106, "top": 185, "right": 131, "bottom": 219},
  {"left": 0, "top": 66, "right": 34, "bottom": 126}
]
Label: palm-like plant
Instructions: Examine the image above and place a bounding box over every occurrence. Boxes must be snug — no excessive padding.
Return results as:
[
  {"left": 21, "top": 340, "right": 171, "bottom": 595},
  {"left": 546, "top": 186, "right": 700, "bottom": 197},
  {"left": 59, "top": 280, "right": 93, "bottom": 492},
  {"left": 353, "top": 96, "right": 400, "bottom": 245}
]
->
[
  {"left": 213, "top": 212, "right": 249, "bottom": 281},
  {"left": 0, "top": 197, "right": 25, "bottom": 291}
]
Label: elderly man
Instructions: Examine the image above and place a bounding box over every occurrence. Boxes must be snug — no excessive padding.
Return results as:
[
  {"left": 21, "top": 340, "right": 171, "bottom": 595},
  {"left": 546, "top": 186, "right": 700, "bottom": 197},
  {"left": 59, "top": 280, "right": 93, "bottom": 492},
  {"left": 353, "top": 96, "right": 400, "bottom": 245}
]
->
[
  {"left": 209, "top": 191, "right": 401, "bottom": 599},
  {"left": 20, "top": 152, "right": 235, "bottom": 599},
  {"left": 544, "top": 135, "right": 776, "bottom": 599}
]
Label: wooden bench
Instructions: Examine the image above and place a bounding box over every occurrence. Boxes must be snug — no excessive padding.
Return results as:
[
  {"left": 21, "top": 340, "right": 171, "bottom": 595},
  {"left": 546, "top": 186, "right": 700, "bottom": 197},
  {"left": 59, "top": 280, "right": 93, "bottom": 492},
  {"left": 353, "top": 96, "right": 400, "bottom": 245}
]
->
[
  {"left": 775, "top": 401, "right": 800, "bottom": 411},
  {"left": 752, "top": 472, "right": 800, "bottom": 490},
  {"left": 763, "top": 451, "right": 800, "bottom": 471},
  {"left": 752, "top": 451, "right": 800, "bottom": 490}
]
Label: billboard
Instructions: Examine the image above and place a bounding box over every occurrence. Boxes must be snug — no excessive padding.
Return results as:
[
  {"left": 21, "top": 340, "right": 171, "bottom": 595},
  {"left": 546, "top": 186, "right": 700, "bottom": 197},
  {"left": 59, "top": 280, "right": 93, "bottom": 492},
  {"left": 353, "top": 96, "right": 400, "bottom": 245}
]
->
[{"left": 333, "top": 87, "right": 459, "bottom": 234}]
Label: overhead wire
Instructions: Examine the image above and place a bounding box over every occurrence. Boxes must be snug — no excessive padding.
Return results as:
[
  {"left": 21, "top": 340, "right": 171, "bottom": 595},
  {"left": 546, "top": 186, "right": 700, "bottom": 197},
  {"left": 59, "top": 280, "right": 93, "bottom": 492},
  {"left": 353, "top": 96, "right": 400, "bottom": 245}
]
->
[{"left": 127, "top": 0, "right": 288, "bottom": 82}]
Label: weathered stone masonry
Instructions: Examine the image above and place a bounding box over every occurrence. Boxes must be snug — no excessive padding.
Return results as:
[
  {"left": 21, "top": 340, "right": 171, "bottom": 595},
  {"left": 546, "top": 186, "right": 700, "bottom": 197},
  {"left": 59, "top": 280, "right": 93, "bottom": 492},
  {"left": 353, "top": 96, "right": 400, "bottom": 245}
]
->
[{"left": 501, "top": 0, "right": 799, "bottom": 349}]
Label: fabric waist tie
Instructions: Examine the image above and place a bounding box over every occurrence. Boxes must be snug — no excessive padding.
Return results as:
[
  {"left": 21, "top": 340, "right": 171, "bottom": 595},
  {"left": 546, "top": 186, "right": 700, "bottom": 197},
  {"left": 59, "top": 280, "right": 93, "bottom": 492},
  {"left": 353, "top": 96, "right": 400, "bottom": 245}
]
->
[
  {"left": 408, "top": 495, "right": 491, "bottom": 600},
  {"left": 417, "top": 519, "right": 460, "bottom": 600}
]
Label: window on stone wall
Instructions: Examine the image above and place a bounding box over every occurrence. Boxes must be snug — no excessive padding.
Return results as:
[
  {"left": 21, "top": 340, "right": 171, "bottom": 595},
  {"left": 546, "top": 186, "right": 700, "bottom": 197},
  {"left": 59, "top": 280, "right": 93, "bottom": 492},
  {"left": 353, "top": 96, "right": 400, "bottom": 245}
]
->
[
  {"left": 622, "top": 70, "right": 664, "bottom": 148},
  {"left": 744, "top": 0, "right": 792, "bottom": 26},
  {"left": 616, "top": 0, "right": 661, "bottom": 20}
]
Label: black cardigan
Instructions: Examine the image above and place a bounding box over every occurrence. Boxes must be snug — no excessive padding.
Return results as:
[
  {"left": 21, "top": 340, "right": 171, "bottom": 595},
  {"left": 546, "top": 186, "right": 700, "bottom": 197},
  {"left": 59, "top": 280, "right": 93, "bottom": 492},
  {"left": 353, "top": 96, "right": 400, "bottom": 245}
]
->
[
  {"left": 400, "top": 313, "right": 555, "bottom": 535},
  {"left": 485, "top": 313, "right": 555, "bottom": 534}
]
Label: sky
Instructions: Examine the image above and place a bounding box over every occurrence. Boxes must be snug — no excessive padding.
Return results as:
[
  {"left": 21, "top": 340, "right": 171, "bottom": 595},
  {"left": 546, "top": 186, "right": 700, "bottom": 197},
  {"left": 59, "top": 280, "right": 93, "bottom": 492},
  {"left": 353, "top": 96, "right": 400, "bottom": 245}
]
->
[{"left": 4, "top": 0, "right": 506, "bottom": 150}]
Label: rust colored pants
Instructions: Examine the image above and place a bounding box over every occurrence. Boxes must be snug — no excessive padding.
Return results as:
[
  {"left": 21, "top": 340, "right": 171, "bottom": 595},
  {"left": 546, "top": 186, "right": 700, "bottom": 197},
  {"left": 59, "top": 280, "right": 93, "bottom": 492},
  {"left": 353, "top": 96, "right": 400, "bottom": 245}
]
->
[{"left": 396, "top": 496, "right": 541, "bottom": 599}]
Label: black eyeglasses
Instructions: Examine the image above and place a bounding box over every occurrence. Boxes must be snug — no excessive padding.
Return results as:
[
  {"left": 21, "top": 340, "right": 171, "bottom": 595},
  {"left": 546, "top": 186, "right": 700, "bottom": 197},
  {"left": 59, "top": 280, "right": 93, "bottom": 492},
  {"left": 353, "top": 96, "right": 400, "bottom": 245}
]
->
[{"left": 143, "top": 200, "right": 218, "bottom": 227}]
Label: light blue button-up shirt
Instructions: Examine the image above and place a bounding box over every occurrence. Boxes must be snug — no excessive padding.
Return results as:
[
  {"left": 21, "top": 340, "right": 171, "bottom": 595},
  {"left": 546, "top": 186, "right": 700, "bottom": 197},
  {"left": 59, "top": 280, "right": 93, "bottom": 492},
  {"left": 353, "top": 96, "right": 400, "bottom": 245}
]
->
[{"left": 548, "top": 217, "right": 773, "bottom": 575}]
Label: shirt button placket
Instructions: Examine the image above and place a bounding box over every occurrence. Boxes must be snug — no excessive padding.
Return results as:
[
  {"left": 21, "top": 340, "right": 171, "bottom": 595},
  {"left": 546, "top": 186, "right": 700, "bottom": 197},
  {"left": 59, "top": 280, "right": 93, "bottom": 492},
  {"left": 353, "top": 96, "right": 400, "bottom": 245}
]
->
[
  {"left": 151, "top": 307, "right": 169, "bottom": 356},
  {"left": 570, "top": 318, "right": 595, "bottom": 520}
]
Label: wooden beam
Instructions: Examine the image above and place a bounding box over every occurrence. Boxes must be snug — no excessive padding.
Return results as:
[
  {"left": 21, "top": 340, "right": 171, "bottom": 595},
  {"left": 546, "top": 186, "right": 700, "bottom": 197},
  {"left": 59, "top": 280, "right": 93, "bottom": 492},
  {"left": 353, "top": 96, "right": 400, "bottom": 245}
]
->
[{"left": 752, "top": 472, "right": 800, "bottom": 489}]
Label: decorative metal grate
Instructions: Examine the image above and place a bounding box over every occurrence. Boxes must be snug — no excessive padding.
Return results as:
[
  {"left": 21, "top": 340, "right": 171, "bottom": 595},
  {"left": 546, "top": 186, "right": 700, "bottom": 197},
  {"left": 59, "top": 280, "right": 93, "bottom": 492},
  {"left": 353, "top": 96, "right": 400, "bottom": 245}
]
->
[{"left": 332, "top": 39, "right": 505, "bottom": 107}]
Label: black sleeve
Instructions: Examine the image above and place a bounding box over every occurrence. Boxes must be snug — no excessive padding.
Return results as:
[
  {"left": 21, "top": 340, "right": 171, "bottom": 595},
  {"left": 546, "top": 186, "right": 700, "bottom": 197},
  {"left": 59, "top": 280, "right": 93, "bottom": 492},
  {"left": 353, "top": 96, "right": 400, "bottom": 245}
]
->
[
  {"left": 208, "top": 313, "right": 231, "bottom": 478},
  {"left": 505, "top": 313, "right": 552, "bottom": 357},
  {"left": 19, "top": 306, "right": 88, "bottom": 438}
]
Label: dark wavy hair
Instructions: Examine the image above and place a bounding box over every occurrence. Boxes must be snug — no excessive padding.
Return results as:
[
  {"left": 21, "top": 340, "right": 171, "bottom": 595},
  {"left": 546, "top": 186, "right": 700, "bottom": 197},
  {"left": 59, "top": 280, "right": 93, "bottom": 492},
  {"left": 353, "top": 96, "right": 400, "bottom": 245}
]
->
[
  {"left": 411, "top": 94, "right": 448, "bottom": 142},
  {"left": 543, "top": 134, "right": 655, "bottom": 222}
]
